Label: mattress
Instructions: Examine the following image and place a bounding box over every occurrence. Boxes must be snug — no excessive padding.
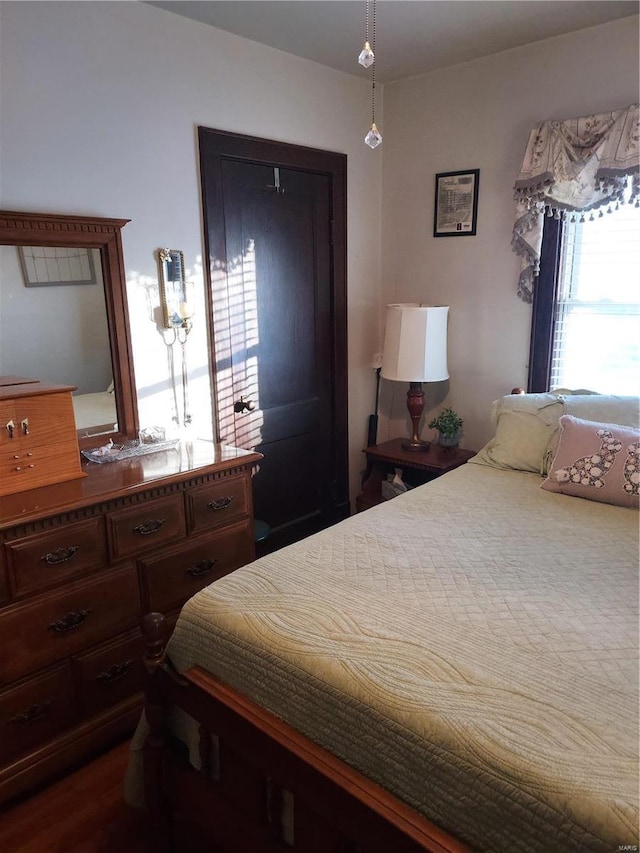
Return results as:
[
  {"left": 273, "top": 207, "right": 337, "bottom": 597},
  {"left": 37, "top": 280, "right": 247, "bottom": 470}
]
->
[
  {"left": 72, "top": 391, "right": 116, "bottom": 431},
  {"left": 127, "top": 462, "right": 639, "bottom": 852}
]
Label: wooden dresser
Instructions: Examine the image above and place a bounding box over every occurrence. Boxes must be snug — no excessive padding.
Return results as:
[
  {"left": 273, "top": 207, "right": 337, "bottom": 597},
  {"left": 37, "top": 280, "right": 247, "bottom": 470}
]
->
[{"left": 0, "top": 440, "right": 261, "bottom": 804}]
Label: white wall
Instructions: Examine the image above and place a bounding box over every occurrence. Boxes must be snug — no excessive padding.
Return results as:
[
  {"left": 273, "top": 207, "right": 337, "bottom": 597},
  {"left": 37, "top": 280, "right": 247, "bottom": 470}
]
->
[
  {"left": 379, "top": 15, "right": 639, "bottom": 453},
  {"left": 0, "top": 0, "right": 383, "bottom": 503}
]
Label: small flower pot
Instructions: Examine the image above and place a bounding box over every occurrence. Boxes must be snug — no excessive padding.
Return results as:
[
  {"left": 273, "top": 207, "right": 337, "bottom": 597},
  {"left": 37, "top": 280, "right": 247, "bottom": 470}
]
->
[{"left": 438, "top": 432, "right": 461, "bottom": 448}]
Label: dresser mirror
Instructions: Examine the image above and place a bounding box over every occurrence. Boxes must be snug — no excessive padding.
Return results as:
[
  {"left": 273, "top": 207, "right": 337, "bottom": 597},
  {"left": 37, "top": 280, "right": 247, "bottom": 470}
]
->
[{"left": 0, "top": 211, "right": 139, "bottom": 449}]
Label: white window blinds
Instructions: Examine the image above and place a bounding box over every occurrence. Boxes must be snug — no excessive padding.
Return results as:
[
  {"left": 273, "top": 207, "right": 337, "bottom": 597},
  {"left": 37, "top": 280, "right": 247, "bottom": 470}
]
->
[{"left": 550, "top": 203, "right": 640, "bottom": 395}]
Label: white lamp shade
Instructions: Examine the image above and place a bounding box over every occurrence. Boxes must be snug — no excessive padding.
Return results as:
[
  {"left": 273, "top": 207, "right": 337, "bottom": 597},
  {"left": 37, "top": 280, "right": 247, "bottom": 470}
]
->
[{"left": 381, "top": 304, "right": 449, "bottom": 382}]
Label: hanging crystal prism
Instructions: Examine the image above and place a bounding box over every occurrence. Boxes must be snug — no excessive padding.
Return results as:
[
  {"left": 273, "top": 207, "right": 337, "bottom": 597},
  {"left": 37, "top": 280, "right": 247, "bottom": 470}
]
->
[
  {"left": 359, "top": 0, "right": 381, "bottom": 149},
  {"left": 358, "top": 41, "right": 374, "bottom": 67},
  {"left": 365, "top": 123, "right": 382, "bottom": 149}
]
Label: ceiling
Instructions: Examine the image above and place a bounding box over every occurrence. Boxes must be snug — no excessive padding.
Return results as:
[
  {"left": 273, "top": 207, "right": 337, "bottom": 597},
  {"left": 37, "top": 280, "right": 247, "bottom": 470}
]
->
[{"left": 146, "top": 1, "right": 638, "bottom": 83}]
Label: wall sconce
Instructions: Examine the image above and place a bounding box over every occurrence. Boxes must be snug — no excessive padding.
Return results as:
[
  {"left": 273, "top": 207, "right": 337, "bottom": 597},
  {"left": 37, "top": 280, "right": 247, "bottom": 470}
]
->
[
  {"left": 157, "top": 247, "right": 194, "bottom": 425},
  {"left": 158, "top": 248, "right": 193, "bottom": 334},
  {"left": 381, "top": 304, "right": 449, "bottom": 450}
]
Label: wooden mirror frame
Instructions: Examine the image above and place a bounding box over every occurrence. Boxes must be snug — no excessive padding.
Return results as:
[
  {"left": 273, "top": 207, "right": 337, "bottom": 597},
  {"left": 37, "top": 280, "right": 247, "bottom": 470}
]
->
[{"left": 0, "top": 210, "right": 139, "bottom": 450}]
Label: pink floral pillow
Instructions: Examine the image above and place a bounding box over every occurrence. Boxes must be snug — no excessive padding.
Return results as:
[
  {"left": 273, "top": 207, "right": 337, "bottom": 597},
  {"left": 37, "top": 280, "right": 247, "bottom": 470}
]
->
[{"left": 541, "top": 415, "right": 640, "bottom": 509}]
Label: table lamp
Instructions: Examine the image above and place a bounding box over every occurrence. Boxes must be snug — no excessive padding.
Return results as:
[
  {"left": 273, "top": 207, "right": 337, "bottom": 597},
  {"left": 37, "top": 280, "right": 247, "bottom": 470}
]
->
[{"left": 381, "top": 304, "right": 449, "bottom": 450}]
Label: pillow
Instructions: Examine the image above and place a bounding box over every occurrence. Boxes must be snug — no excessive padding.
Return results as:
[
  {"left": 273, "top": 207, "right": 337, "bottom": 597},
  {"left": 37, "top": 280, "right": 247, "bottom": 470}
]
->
[
  {"left": 543, "top": 394, "right": 640, "bottom": 471},
  {"left": 471, "top": 391, "right": 640, "bottom": 475},
  {"left": 470, "top": 392, "right": 566, "bottom": 473},
  {"left": 541, "top": 415, "right": 640, "bottom": 508}
]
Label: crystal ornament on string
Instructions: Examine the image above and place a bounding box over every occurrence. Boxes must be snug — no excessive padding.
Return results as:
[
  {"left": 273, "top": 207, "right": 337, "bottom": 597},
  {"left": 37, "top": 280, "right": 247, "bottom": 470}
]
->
[
  {"left": 359, "top": 0, "right": 380, "bottom": 149},
  {"left": 358, "top": 41, "right": 374, "bottom": 67},
  {"left": 365, "top": 123, "right": 382, "bottom": 149}
]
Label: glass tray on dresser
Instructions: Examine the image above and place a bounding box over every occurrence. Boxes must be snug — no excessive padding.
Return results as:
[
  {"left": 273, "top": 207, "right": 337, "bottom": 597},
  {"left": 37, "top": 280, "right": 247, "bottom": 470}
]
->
[{"left": 82, "top": 438, "right": 179, "bottom": 464}]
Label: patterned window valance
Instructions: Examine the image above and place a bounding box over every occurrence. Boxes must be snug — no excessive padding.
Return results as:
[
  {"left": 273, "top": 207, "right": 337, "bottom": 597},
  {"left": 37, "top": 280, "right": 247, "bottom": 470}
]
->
[{"left": 512, "top": 103, "right": 639, "bottom": 302}]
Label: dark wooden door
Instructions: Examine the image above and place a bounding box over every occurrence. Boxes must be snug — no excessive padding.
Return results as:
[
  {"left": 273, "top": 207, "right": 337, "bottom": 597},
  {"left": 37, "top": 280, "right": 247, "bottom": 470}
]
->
[{"left": 199, "top": 128, "right": 349, "bottom": 551}]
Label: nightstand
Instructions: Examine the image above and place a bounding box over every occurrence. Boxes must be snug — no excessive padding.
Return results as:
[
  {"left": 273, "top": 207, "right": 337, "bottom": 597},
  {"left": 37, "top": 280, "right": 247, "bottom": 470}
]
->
[{"left": 356, "top": 438, "right": 475, "bottom": 512}]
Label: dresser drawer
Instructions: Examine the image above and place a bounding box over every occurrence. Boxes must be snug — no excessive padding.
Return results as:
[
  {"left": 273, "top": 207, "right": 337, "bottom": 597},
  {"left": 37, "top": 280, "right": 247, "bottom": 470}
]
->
[
  {"left": 72, "top": 630, "right": 144, "bottom": 719},
  {"left": 0, "top": 664, "right": 76, "bottom": 764},
  {"left": 186, "top": 474, "right": 250, "bottom": 534},
  {"left": 141, "top": 521, "right": 254, "bottom": 613},
  {"left": 107, "top": 494, "right": 186, "bottom": 561},
  {"left": 0, "top": 566, "right": 141, "bottom": 686},
  {"left": 6, "top": 518, "right": 107, "bottom": 598}
]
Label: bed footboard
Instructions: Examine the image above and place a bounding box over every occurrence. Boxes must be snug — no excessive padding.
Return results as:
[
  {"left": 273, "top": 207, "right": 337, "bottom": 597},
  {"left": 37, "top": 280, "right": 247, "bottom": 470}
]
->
[{"left": 142, "top": 613, "right": 469, "bottom": 853}]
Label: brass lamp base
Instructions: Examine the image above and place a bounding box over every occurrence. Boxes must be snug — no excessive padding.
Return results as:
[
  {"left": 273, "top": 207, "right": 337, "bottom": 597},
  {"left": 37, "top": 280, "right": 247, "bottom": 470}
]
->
[{"left": 401, "top": 437, "right": 430, "bottom": 452}]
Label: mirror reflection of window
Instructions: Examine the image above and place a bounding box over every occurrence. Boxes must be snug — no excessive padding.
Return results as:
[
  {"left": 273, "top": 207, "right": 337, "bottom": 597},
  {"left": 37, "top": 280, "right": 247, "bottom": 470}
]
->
[{"left": 19, "top": 246, "right": 98, "bottom": 287}]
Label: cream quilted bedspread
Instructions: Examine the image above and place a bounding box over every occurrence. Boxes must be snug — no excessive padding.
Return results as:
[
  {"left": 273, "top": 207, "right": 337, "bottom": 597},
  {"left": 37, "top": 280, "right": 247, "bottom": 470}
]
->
[{"left": 128, "top": 463, "right": 639, "bottom": 852}]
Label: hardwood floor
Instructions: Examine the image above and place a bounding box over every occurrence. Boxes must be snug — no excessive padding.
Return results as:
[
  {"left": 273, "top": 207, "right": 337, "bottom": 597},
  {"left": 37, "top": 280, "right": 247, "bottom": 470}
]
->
[{"left": 0, "top": 740, "right": 148, "bottom": 853}]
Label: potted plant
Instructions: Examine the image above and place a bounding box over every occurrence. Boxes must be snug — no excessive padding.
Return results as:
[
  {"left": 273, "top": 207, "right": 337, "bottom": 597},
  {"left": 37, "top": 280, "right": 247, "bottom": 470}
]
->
[{"left": 428, "top": 407, "right": 464, "bottom": 447}]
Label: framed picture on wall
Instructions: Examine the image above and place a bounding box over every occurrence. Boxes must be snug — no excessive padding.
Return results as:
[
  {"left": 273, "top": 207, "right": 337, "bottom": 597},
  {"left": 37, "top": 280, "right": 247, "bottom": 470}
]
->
[
  {"left": 18, "top": 246, "right": 98, "bottom": 286},
  {"left": 433, "top": 169, "right": 480, "bottom": 237}
]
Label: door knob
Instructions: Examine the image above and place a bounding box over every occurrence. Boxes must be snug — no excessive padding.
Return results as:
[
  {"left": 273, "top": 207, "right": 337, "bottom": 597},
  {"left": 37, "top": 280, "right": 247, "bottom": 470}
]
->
[{"left": 233, "top": 396, "right": 255, "bottom": 413}]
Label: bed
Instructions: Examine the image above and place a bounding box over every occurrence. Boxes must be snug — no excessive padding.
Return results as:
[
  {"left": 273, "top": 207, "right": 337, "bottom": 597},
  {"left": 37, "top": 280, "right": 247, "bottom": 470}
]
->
[
  {"left": 72, "top": 385, "right": 117, "bottom": 432},
  {"left": 127, "top": 391, "right": 639, "bottom": 853}
]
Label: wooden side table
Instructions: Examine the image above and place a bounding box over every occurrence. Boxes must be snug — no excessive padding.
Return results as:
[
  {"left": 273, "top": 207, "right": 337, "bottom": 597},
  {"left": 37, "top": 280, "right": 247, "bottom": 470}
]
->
[{"left": 356, "top": 438, "right": 475, "bottom": 512}]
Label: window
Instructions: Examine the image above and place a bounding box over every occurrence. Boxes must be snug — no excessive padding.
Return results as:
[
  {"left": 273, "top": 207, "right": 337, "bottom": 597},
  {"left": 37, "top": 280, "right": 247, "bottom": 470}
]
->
[{"left": 529, "top": 203, "right": 640, "bottom": 394}]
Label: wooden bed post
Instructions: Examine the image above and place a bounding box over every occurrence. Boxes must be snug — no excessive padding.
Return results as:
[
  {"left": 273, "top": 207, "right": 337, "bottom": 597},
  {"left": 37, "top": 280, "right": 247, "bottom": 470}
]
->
[{"left": 142, "top": 612, "right": 173, "bottom": 853}]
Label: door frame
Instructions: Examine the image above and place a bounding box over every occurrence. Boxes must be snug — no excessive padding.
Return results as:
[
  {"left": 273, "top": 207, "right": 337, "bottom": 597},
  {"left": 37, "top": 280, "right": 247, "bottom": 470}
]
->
[{"left": 198, "top": 127, "right": 349, "bottom": 522}]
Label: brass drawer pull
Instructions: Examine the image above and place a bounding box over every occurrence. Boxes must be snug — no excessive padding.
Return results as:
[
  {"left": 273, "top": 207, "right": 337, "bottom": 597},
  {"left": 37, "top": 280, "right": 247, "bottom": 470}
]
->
[
  {"left": 95, "top": 660, "right": 133, "bottom": 684},
  {"left": 186, "top": 559, "right": 217, "bottom": 578},
  {"left": 48, "top": 609, "right": 90, "bottom": 633},
  {"left": 207, "top": 496, "right": 233, "bottom": 511},
  {"left": 133, "top": 518, "right": 166, "bottom": 536},
  {"left": 9, "top": 698, "right": 54, "bottom": 725},
  {"left": 42, "top": 546, "right": 79, "bottom": 565}
]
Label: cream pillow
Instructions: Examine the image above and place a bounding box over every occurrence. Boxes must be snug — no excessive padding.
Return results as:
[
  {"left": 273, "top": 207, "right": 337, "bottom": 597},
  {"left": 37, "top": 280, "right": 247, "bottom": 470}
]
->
[
  {"left": 542, "top": 415, "right": 640, "bottom": 508},
  {"left": 471, "top": 393, "right": 565, "bottom": 473},
  {"left": 563, "top": 395, "right": 639, "bottom": 423}
]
